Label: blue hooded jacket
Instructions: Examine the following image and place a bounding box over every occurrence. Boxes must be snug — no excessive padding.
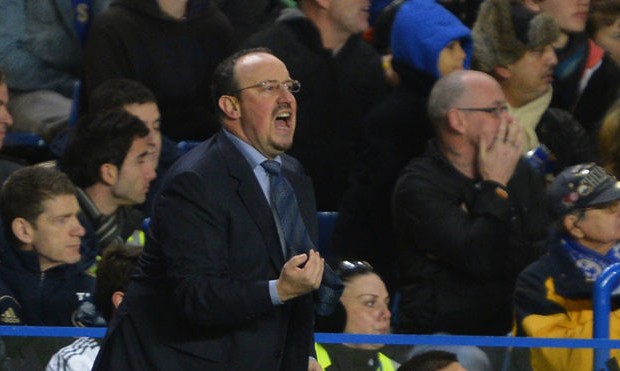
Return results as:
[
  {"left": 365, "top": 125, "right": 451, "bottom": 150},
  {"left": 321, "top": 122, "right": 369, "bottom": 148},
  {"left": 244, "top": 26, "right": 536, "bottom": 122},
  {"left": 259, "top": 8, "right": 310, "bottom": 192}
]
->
[{"left": 391, "top": 0, "right": 472, "bottom": 78}]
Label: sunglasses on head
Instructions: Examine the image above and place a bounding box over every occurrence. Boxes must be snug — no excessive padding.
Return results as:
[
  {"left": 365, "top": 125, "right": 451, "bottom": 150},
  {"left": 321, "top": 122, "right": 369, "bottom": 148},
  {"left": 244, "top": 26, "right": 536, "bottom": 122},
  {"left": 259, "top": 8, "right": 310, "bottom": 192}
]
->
[{"left": 335, "top": 260, "right": 374, "bottom": 280}]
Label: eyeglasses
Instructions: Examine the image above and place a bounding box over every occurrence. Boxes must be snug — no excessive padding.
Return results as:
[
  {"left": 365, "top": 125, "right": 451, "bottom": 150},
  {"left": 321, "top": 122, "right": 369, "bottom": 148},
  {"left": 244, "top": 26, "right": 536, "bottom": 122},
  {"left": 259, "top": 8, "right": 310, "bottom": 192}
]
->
[
  {"left": 233, "top": 79, "right": 301, "bottom": 95},
  {"left": 456, "top": 103, "right": 509, "bottom": 118},
  {"left": 335, "top": 260, "right": 374, "bottom": 280}
]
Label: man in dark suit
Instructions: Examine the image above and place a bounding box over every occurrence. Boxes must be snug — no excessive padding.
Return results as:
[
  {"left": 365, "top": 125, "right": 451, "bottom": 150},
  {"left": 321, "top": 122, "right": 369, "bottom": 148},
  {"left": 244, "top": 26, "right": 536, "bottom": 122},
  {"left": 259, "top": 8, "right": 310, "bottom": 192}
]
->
[{"left": 93, "top": 48, "right": 329, "bottom": 370}]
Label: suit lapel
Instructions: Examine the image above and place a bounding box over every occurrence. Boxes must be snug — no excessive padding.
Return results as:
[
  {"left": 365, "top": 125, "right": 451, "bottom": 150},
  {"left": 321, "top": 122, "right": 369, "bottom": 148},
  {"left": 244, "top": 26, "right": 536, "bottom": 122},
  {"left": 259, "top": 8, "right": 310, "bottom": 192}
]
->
[{"left": 216, "top": 133, "right": 286, "bottom": 270}]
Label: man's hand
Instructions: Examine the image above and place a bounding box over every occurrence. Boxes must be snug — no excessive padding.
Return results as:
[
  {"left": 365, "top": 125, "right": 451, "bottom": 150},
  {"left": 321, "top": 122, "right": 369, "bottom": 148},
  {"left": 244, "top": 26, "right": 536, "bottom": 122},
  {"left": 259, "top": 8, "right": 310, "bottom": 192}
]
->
[
  {"left": 478, "top": 114, "right": 523, "bottom": 186},
  {"left": 276, "top": 250, "right": 324, "bottom": 302}
]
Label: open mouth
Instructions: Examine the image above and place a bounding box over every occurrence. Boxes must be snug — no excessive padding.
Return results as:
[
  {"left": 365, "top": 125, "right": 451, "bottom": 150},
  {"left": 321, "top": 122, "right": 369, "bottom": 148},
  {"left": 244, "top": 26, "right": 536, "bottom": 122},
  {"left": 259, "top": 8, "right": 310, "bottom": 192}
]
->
[{"left": 275, "top": 111, "right": 292, "bottom": 128}]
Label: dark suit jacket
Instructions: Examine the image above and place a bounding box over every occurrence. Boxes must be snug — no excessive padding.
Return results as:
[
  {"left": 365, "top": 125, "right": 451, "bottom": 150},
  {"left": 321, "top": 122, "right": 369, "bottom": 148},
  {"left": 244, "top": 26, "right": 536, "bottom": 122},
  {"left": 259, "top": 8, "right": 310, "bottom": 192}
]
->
[{"left": 93, "top": 130, "right": 318, "bottom": 370}]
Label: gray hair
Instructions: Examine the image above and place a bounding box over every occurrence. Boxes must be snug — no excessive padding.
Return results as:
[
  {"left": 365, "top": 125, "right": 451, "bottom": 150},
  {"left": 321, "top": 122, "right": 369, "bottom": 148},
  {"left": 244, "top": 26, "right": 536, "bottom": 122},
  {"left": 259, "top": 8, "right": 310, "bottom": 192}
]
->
[{"left": 427, "top": 71, "right": 468, "bottom": 132}]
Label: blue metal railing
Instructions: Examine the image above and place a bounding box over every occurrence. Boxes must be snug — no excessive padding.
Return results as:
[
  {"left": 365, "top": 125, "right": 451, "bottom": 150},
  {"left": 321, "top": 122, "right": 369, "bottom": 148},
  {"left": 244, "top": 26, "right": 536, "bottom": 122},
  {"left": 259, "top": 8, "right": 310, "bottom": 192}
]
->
[
  {"left": 593, "top": 263, "right": 620, "bottom": 370},
  {"left": 1, "top": 326, "right": 619, "bottom": 349},
  {"left": 3, "top": 241, "right": 620, "bottom": 369}
]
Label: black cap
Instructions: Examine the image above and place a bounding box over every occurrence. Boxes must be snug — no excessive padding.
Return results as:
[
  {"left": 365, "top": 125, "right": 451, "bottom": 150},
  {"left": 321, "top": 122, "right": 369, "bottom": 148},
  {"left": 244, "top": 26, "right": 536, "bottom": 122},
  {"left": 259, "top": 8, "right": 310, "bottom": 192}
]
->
[{"left": 548, "top": 163, "right": 620, "bottom": 218}]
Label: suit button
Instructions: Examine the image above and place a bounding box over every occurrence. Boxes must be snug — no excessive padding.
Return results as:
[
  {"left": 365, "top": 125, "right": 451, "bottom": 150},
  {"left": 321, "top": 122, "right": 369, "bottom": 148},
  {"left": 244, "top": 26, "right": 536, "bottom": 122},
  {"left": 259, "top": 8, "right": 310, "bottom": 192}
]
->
[{"left": 273, "top": 349, "right": 282, "bottom": 358}]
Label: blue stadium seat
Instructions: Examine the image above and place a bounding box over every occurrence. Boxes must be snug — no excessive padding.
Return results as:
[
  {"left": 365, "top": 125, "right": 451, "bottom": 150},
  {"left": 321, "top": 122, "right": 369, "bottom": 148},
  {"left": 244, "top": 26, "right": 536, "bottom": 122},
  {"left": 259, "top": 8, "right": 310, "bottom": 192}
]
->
[
  {"left": 5, "top": 80, "right": 81, "bottom": 154},
  {"left": 176, "top": 140, "right": 201, "bottom": 154},
  {"left": 3, "top": 132, "right": 46, "bottom": 147},
  {"left": 317, "top": 211, "right": 338, "bottom": 256}
]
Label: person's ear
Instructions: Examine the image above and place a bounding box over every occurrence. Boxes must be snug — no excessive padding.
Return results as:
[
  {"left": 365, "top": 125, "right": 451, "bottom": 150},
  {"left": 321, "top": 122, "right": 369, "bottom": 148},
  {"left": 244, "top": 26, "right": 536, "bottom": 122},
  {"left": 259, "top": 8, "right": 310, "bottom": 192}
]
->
[
  {"left": 11, "top": 217, "right": 35, "bottom": 245},
  {"left": 494, "top": 65, "right": 512, "bottom": 81},
  {"left": 100, "top": 163, "right": 118, "bottom": 186},
  {"left": 111, "top": 291, "right": 125, "bottom": 309},
  {"left": 314, "top": 0, "right": 330, "bottom": 10},
  {"left": 522, "top": 0, "right": 541, "bottom": 12},
  {"left": 563, "top": 214, "right": 585, "bottom": 239},
  {"left": 218, "top": 95, "right": 241, "bottom": 120},
  {"left": 447, "top": 108, "right": 467, "bottom": 135}
]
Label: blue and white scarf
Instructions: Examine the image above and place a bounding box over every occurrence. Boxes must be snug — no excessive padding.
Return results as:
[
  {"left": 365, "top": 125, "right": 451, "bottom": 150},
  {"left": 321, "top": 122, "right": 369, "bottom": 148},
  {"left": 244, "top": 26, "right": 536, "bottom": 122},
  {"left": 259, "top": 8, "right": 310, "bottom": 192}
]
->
[{"left": 562, "top": 238, "right": 620, "bottom": 292}]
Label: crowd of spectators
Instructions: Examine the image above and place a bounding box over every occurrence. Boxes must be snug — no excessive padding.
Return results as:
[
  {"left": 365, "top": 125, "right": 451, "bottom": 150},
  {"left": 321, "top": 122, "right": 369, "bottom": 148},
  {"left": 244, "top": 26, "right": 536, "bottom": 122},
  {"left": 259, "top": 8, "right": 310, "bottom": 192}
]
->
[{"left": 1, "top": 0, "right": 620, "bottom": 369}]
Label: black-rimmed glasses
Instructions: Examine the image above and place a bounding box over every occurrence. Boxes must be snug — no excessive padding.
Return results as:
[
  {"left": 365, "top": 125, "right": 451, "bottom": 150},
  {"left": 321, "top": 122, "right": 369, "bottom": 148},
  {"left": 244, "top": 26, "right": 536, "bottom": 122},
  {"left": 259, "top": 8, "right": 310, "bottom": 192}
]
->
[
  {"left": 456, "top": 103, "right": 509, "bottom": 118},
  {"left": 233, "top": 79, "right": 301, "bottom": 95}
]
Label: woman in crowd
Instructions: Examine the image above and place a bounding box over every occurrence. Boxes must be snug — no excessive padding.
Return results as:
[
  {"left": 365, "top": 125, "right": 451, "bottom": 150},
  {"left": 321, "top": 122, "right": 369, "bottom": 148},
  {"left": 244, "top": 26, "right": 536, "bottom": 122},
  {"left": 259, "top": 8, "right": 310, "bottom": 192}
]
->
[{"left": 314, "top": 260, "right": 400, "bottom": 370}]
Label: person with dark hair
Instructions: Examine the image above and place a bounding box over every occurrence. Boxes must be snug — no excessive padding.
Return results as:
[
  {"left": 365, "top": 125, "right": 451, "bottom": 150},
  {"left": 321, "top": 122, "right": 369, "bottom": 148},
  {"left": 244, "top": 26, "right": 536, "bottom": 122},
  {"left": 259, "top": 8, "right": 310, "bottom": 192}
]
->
[
  {"left": 515, "top": 163, "right": 620, "bottom": 370},
  {"left": 93, "top": 48, "right": 342, "bottom": 371},
  {"left": 0, "top": 165, "right": 90, "bottom": 326},
  {"left": 84, "top": 78, "right": 172, "bottom": 216},
  {"left": 588, "top": 0, "right": 620, "bottom": 66},
  {"left": 46, "top": 244, "right": 142, "bottom": 371},
  {"left": 314, "top": 260, "right": 400, "bottom": 370},
  {"left": 94, "top": 244, "right": 142, "bottom": 322},
  {"left": 52, "top": 78, "right": 165, "bottom": 171},
  {"left": 60, "top": 110, "right": 155, "bottom": 269},
  {"left": 82, "top": 0, "right": 234, "bottom": 142},
  {"left": 398, "top": 350, "right": 466, "bottom": 371},
  {"left": 87, "top": 78, "right": 161, "bottom": 168},
  {"left": 242, "top": 0, "right": 389, "bottom": 210},
  {"left": 315, "top": 260, "right": 489, "bottom": 371},
  {"left": 472, "top": 0, "right": 597, "bottom": 174},
  {"left": 0, "top": 70, "right": 22, "bottom": 185},
  {"left": 521, "top": 0, "right": 620, "bottom": 134}
]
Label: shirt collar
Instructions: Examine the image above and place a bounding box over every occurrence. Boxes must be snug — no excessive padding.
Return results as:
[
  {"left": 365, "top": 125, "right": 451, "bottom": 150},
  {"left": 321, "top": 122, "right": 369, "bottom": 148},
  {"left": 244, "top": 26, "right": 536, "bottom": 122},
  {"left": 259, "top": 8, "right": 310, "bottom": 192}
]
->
[{"left": 223, "top": 129, "right": 282, "bottom": 169}]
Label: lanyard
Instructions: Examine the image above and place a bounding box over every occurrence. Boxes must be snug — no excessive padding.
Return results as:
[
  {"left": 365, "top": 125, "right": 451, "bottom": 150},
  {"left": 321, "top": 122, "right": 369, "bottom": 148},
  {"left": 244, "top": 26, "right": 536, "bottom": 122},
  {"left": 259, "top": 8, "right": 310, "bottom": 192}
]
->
[{"left": 70, "top": 0, "right": 93, "bottom": 46}]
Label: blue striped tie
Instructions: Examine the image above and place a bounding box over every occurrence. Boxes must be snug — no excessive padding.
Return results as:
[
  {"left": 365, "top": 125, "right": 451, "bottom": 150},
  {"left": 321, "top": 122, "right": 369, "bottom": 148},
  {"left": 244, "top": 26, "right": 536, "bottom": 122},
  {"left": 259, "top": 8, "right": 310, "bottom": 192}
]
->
[
  {"left": 261, "top": 160, "right": 313, "bottom": 255},
  {"left": 261, "top": 160, "right": 343, "bottom": 315}
]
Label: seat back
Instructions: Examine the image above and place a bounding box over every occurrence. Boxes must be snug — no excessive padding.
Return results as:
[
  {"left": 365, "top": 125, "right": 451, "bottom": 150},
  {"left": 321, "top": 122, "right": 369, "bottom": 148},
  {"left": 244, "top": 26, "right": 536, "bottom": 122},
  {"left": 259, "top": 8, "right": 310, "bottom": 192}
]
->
[{"left": 316, "top": 211, "right": 338, "bottom": 256}]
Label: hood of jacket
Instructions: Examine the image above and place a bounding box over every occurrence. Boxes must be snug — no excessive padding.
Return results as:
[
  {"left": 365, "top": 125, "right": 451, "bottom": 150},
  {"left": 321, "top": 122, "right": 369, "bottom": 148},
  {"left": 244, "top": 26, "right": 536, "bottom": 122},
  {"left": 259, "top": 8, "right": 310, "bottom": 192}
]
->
[{"left": 391, "top": 0, "right": 472, "bottom": 78}]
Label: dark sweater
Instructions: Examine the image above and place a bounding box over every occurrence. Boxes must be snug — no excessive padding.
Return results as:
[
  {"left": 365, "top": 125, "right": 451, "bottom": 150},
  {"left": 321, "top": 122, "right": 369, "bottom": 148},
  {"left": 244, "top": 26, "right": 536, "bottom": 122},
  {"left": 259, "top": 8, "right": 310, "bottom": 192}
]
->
[{"left": 82, "top": 0, "right": 234, "bottom": 141}]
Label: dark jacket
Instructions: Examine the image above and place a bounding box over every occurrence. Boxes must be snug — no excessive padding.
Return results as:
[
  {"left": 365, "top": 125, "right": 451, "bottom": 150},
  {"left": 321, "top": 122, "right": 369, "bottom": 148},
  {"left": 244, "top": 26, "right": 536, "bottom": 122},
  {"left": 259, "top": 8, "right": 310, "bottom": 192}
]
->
[
  {"left": 392, "top": 141, "right": 551, "bottom": 335},
  {"left": 552, "top": 33, "right": 620, "bottom": 134},
  {"left": 242, "top": 9, "right": 389, "bottom": 210},
  {"left": 329, "top": 61, "right": 435, "bottom": 291},
  {"left": 514, "top": 231, "right": 620, "bottom": 370},
  {"left": 213, "top": 0, "right": 285, "bottom": 45},
  {"left": 82, "top": 0, "right": 233, "bottom": 141},
  {"left": 536, "top": 107, "right": 598, "bottom": 172},
  {"left": 0, "top": 223, "right": 95, "bottom": 326},
  {"left": 93, "top": 131, "right": 317, "bottom": 370},
  {"left": 0, "top": 0, "right": 110, "bottom": 96}
]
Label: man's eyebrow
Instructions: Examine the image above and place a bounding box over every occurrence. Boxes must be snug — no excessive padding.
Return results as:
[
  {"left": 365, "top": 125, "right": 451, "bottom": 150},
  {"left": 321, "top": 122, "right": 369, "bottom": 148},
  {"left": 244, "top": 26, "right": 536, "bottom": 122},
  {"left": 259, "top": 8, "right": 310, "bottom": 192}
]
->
[{"left": 356, "top": 293, "right": 379, "bottom": 299}]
